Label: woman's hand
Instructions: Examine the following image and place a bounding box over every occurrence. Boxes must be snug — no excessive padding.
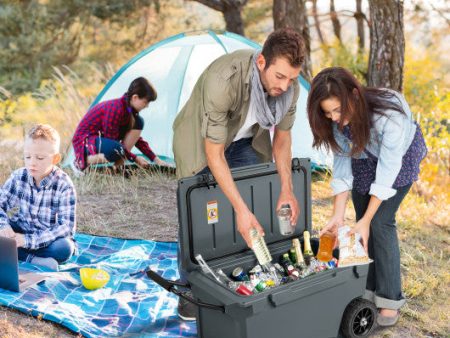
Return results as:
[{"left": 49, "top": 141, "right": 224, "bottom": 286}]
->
[
  {"left": 320, "top": 215, "right": 344, "bottom": 238},
  {"left": 349, "top": 217, "right": 371, "bottom": 253},
  {"left": 135, "top": 156, "right": 150, "bottom": 169}
]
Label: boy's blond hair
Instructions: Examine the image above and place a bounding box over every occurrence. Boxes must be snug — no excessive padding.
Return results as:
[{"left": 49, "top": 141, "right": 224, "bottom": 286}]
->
[{"left": 26, "top": 124, "right": 61, "bottom": 153}]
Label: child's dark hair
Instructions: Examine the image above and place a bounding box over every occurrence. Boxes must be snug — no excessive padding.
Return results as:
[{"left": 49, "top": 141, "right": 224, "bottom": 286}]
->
[
  {"left": 261, "top": 28, "right": 305, "bottom": 69},
  {"left": 126, "top": 77, "right": 157, "bottom": 102}
]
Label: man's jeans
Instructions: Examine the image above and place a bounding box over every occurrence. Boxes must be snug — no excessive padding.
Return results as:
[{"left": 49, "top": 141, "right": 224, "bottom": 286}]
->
[
  {"left": 10, "top": 222, "right": 75, "bottom": 263},
  {"left": 178, "top": 137, "right": 260, "bottom": 285},
  {"left": 352, "top": 184, "right": 412, "bottom": 310}
]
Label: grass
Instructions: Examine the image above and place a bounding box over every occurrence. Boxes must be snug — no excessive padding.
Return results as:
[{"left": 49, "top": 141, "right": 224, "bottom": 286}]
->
[{"left": 0, "top": 164, "right": 448, "bottom": 337}]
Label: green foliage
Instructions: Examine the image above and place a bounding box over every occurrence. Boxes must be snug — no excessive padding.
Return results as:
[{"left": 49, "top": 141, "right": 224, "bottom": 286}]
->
[
  {"left": 0, "top": 0, "right": 159, "bottom": 95},
  {"left": 0, "top": 1, "right": 81, "bottom": 93},
  {"left": 314, "top": 39, "right": 368, "bottom": 84}
]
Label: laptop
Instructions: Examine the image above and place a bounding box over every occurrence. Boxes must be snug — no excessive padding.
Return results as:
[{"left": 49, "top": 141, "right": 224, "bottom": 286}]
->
[{"left": 0, "top": 236, "right": 47, "bottom": 292}]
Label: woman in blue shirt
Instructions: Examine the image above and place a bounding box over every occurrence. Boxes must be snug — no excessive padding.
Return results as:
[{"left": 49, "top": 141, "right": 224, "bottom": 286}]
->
[{"left": 307, "top": 67, "right": 427, "bottom": 327}]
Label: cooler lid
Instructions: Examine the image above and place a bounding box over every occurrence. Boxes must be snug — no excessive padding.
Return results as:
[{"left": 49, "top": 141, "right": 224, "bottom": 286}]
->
[{"left": 177, "top": 158, "right": 312, "bottom": 272}]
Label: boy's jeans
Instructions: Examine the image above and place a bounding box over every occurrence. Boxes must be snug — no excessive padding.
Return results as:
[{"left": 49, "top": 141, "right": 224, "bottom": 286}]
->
[
  {"left": 178, "top": 137, "right": 261, "bottom": 285},
  {"left": 352, "top": 183, "right": 412, "bottom": 310},
  {"left": 10, "top": 222, "right": 75, "bottom": 263}
]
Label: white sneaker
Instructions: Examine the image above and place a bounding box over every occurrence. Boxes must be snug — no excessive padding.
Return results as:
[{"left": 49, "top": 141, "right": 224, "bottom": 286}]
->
[{"left": 70, "top": 160, "right": 85, "bottom": 177}]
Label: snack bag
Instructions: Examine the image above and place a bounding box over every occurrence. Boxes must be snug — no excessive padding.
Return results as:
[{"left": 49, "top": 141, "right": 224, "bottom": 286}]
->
[{"left": 337, "top": 226, "right": 372, "bottom": 267}]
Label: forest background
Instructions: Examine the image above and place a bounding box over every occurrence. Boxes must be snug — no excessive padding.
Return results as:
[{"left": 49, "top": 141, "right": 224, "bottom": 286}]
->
[{"left": 0, "top": 0, "right": 448, "bottom": 337}]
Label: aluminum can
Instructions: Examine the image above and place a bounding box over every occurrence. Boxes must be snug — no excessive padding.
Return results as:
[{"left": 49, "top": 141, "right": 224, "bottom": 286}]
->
[
  {"left": 232, "top": 267, "right": 249, "bottom": 281},
  {"left": 235, "top": 284, "right": 253, "bottom": 296}
]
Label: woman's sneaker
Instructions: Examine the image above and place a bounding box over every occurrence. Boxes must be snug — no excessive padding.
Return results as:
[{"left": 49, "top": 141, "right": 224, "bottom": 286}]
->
[{"left": 177, "top": 297, "right": 197, "bottom": 321}]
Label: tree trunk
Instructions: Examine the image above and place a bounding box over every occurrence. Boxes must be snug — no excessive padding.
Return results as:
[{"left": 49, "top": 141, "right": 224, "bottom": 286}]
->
[
  {"left": 312, "top": 0, "right": 326, "bottom": 45},
  {"left": 330, "top": 0, "right": 342, "bottom": 42},
  {"left": 368, "top": 0, "right": 404, "bottom": 91},
  {"left": 190, "top": 0, "right": 247, "bottom": 36},
  {"left": 223, "top": 2, "right": 245, "bottom": 36},
  {"left": 273, "top": 0, "right": 312, "bottom": 82},
  {"left": 355, "top": 0, "right": 365, "bottom": 52}
]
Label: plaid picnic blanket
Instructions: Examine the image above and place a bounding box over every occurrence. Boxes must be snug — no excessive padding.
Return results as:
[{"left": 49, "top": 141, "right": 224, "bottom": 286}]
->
[{"left": 0, "top": 234, "right": 197, "bottom": 337}]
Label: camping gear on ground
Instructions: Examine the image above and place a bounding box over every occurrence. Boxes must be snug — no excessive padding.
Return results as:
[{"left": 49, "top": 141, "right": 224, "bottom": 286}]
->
[
  {"left": 147, "top": 159, "right": 377, "bottom": 338},
  {"left": 63, "top": 31, "right": 331, "bottom": 170},
  {"left": 0, "top": 236, "right": 47, "bottom": 292},
  {"left": 79, "top": 267, "right": 110, "bottom": 290}
]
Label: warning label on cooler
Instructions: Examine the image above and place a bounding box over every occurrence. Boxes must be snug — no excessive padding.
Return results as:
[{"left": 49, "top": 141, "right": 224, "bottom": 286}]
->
[{"left": 207, "top": 200, "right": 218, "bottom": 224}]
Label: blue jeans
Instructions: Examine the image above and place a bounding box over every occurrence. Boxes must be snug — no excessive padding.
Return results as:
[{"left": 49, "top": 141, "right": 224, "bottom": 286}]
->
[
  {"left": 18, "top": 237, "right": 75, "bottom": 263},
  {"left": 93, "top": 115, "right": 145, "bottom": 162},
  {"left": 10, "top": 223, "right": 76, "bottom": 263},
  {"left": 352, "top": 184, "right": 412, "bottom": 310},
  {"left": 178, "top": 137, "right": 261, "bottom": 285}
]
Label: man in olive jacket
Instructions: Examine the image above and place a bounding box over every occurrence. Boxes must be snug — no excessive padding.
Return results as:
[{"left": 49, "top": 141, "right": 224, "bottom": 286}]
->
[{"left": 173, "top": 28, "right": 305, "bottom": 320}]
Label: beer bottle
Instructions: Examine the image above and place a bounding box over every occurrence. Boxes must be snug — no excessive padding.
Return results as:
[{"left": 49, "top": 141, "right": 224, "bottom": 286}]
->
[
  {"left": 280, "top": 253, "right": 299, "bottom": 279},
  {"left": 289, "top": 248, "right": 297, "bottom": 264},
  {"left": 303, "top": 231, "right": 314, "bottom": 266},
  {"left": 249, "top": 228, "right": 272, "bottom": 268}
]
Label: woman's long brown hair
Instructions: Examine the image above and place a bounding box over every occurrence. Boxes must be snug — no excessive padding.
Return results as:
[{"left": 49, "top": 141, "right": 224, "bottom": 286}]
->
[{"left": 307, "top": 67, "right": 405, "bottom": 155}]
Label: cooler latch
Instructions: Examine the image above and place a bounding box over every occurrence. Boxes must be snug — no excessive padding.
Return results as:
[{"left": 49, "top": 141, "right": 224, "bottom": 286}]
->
[
  {"left": 292, "top": 158, "right": 302, "bottom": 172},
  {"left": 201, "top": 173, "right": 217, "bottom": 189}
]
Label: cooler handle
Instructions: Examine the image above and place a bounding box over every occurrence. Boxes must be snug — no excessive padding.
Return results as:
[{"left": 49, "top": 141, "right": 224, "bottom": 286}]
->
[
  {"left": 269, "top": 270, "right": 347, "bottom": 307},
  {"left": 146, "top": 269, "right": 225, "bottom": 312}
]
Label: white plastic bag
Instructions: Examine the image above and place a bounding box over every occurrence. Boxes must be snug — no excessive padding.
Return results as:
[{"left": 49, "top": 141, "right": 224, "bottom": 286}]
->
[{"left": 337, "top": 226, "right": 372, "bottom": 267}]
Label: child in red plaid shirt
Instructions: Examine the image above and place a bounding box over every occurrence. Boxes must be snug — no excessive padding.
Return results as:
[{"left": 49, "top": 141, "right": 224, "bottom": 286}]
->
[{"left": 72, "top": 77, "right": 169, "bottom": 172}]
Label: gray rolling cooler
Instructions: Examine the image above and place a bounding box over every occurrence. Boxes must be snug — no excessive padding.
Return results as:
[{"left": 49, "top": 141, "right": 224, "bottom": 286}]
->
[{"left": 147, "top": 158, "right": 376, "bottom": 338}]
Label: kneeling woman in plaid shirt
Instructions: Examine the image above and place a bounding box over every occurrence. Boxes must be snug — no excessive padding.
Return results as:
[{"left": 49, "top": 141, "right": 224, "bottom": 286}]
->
[
  {"left": 72, "top": 77, "right": 170, "bottom": 172},
  {"left": 0, "top": 124, "right": 76, "bottom": 270}
]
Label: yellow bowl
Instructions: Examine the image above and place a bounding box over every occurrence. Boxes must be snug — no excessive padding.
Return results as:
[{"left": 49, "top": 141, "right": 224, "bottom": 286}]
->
[{"left": 80, "top": 268, "right": 110, "bottom": 290}]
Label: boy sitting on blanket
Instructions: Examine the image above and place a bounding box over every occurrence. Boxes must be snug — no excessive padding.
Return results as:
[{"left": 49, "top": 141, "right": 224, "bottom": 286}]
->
[{"left": 0, "top": 124, "right": 77, "bottom": 270}]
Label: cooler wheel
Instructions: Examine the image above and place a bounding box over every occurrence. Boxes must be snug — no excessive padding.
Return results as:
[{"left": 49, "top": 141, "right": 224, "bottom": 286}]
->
[{"left": 340, "top": 298, "right": 377, "bottom": 338}]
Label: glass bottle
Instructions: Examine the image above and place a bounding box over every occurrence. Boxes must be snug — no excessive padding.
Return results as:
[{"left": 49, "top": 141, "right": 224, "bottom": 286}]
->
[
  {"left": 277, "top": 204, "right": 293, "bottom": 235},
  {"left": 303, "top": 230, "right": 314, "bottom": 266},
  {"left": 249, "top": 228, "right": 272, "bottom": 268}
]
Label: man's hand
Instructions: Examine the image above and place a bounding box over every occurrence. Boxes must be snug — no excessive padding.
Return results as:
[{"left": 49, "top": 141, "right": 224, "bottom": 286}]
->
[
  {"left": 135, "top": 156, "right": 150, "bottom": 169},
  {"left": 0, "top": 225, "right": 16, "bottom": 238},
  {"left": 276, "top": 190, "right": 299, "bottom": 226},
  {"left": 236, "top": 209, "right": 265, "bottom": 248}
]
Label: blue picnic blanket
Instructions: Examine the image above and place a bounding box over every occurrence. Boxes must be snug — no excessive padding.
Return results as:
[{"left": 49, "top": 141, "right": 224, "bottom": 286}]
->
[{"left": 0, "top": 234, "right": 197, "bottom": 337}]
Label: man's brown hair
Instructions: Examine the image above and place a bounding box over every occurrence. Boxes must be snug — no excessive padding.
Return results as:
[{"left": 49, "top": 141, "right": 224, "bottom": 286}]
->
[{"left": 261, "top": 28, "right": 305, "bottom": 69}]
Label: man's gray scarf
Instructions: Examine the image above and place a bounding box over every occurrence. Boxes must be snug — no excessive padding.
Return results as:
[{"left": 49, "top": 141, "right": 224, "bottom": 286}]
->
[{"left": 250, "top": 51, "right": 294, "bottom": 130}]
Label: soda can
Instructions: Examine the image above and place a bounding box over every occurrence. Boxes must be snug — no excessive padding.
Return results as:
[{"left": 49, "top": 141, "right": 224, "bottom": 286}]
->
[
  {"left": 235, "top": 284, "right": 253, "bottom": 296},
  {"left": 232, "top": 267, "right": 249, "bottom": 281},
  {"left": 254, "top": 280, "right": 267, "bottom": 292},
  {"left": 328, "top": 258, "right": 338, "bottom": 268}
]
